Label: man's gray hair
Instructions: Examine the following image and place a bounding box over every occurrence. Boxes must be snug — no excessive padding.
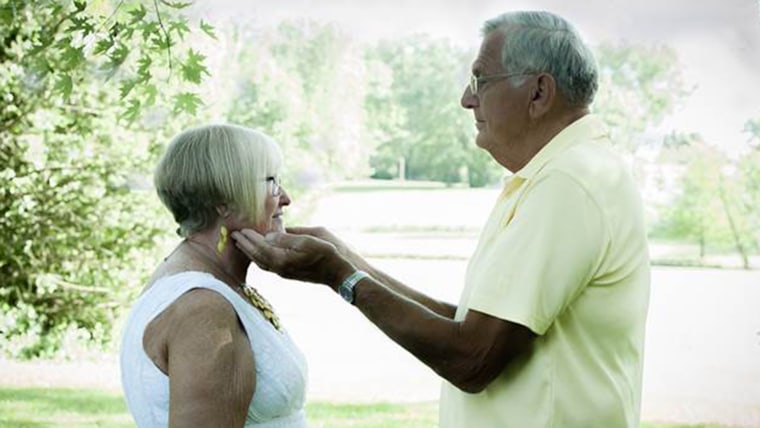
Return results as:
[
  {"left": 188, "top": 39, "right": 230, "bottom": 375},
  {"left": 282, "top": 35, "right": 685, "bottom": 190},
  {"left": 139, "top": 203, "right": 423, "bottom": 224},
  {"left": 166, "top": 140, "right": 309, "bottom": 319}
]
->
[{"left": 483, "top": 11, "right": 599, "bottom": 106}]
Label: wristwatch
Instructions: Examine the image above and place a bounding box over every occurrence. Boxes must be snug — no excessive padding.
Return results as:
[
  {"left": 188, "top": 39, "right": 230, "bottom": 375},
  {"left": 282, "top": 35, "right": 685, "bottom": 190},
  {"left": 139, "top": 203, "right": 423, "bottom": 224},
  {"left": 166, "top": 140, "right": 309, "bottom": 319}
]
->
[{"left": 337, "top": 270, "right": 369, "bottom": 304}]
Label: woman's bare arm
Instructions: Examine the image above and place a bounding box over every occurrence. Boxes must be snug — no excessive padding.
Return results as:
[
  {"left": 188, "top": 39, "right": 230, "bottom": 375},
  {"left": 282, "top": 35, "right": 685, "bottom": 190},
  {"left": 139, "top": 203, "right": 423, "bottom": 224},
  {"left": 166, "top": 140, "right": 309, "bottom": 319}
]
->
[{"left": 160, "top": 289, "right": 255, "bottom": 428}]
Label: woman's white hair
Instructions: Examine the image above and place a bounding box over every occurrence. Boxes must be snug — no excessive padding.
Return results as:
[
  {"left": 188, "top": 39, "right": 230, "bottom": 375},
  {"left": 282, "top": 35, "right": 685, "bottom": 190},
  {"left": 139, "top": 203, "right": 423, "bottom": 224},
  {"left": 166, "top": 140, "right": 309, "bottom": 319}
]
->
[{"left": 154, "top": 124, "right": 283, "bottom": 237}]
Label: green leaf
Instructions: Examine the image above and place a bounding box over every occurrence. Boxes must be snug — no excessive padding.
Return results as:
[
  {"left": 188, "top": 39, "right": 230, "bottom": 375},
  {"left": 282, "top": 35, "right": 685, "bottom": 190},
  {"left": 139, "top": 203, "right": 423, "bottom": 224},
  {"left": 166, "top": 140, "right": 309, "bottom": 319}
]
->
[
  {"left": 200, "top": 20, "right": 217, "bottom": 40},
  {"left": 173, "top": 92, "right": 203, "bottom": 114},
  {"left": 109, "top": 22, "right": 121, "bottom": 38},
  {"left": 128, "top": 4, "right": 148, "bottom": 24},
  {"left": 159, "top": 0, "right": 193, "bottom": 9},
  {"left": 108, "top": 43, "right": 129, "bottom": 69},
  {"left": 139, "top": 21, "right": 160, "bottom": 40},
  {"left": 121, "top": 25, "right": 136, "bottom": 39},
  {"left": 150, "top": 33, "right": 172, "bottom": 50},
  {"left": 70, "top": 16, "right": 95, "bottom": 34},
  {"left": 120, "top": 99, "right": 142, "bottom": 123},
  {"left": 61, "top": 45, "right": 85, "bottom": 71},
  {"left": 136, "top": 55, "right": 152, "bottom": 81},
  {"left": 54, "top": 74, "right": 73, "bottom": 100},
  {"left": 119, "top": 78, "right": 137, "bottom": 99},
  {"left": 93, "top": 38, "right": 113, "bottom": 56},
  {"left": 74, "top": 0, "right": 87, "bottom": 12},
  {"left": 143, "top": 84, "right": 158, "bottom": 106},
  {"left": 169, "top": 17, "right": 190, "bottom": 39},
  {"left": 181, "top": 49, "right": 209, "bottom": 84}
]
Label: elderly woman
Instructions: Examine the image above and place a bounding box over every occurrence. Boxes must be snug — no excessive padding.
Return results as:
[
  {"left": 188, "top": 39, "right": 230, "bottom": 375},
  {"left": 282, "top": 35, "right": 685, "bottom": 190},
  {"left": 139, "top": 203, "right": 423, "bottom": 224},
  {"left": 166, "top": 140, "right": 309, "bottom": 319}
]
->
[{"left": 120, "top": 124, "right": 307, "bottom": 427}]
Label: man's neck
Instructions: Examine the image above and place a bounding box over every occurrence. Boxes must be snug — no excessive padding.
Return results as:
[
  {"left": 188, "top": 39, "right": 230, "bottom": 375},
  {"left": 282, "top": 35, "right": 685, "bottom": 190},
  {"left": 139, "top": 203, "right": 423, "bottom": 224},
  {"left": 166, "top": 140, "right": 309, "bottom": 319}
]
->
[{"left": 507, "top": 107, "right": 590, "bottom": 173}]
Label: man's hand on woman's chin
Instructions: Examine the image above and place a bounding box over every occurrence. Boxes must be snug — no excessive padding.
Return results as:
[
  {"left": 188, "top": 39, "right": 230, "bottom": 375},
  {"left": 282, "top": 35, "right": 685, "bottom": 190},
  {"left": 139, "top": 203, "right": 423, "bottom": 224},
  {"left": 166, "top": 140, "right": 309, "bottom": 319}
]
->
[{"left": 231, "top": 229, "right": 355, "bottom": 290}]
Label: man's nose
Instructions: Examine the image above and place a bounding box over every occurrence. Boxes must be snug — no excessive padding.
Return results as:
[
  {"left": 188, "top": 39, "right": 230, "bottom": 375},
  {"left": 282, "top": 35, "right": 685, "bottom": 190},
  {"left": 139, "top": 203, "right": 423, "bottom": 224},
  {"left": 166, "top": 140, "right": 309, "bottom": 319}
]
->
[{"left": 461, "top": 86, "right": 478, "bottom": 109}]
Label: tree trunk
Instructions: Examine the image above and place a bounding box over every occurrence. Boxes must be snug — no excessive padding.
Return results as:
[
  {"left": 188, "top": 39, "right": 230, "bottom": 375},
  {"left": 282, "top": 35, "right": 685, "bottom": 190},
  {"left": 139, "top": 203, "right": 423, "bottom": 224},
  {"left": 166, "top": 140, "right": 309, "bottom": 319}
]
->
[{"left": 718, "top": 176, "right": 750, "bottom": 269}]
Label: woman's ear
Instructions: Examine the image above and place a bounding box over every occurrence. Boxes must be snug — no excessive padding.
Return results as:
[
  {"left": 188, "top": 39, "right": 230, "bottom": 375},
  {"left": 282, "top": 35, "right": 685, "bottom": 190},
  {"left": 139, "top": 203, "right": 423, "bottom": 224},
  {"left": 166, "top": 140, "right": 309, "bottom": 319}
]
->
[{"left": 215, "top": 204, "right": 231, "bottom": 219}]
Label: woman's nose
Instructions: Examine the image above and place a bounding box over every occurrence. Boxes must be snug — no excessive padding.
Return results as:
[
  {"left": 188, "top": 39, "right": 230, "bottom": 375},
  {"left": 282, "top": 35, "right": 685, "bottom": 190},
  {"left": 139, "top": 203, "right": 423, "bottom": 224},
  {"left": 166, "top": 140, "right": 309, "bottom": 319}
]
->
[{"left": 278, "top": 188, "right": 292, "bottom": 206}]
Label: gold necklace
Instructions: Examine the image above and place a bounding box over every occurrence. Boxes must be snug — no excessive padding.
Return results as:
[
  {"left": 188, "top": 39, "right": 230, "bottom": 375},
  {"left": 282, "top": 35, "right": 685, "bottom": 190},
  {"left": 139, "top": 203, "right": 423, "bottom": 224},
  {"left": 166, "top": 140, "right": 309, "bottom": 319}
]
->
[
  {"left": 182, "top": 240, "right": 282, "bottom": 331},
  {"left": 239, "top": 283, "right": 281, "bottom": 331}
]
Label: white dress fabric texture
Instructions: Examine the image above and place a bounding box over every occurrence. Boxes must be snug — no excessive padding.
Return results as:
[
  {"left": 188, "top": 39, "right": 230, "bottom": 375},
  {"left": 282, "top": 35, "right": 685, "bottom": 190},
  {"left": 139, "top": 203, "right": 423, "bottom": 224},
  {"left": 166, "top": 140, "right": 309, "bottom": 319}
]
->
[{"left": 120, "top": 271, "right": 309, "bottom": 427}]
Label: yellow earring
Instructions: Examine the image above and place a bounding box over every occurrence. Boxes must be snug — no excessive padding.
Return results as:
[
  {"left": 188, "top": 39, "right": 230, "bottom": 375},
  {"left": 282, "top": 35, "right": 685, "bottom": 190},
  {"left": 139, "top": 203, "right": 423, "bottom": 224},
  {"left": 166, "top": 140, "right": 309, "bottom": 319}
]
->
[{"left": 217, "top": 225, "right": 229, "bottom": 254}]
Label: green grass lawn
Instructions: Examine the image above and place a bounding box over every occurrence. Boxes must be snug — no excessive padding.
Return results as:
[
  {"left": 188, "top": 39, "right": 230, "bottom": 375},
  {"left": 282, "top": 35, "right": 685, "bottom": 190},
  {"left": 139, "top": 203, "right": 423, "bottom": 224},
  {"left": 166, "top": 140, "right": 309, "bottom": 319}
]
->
[
  {"left": 0, "top": 387, "right": 132, "bottom": 427},
  {"left": 0, "top": 387, "right": 725, "bottom": 428}
]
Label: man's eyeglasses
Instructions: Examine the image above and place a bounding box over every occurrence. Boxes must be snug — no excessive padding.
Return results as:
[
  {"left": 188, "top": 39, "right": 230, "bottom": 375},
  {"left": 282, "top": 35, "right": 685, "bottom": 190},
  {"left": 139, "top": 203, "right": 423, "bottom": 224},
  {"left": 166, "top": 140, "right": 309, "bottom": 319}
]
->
[
  {"left": 469, "top": 72, "right": 532, "bottom": 96},
  {"left": 265, "top": 176, "right": 282, "bottom": 197}
]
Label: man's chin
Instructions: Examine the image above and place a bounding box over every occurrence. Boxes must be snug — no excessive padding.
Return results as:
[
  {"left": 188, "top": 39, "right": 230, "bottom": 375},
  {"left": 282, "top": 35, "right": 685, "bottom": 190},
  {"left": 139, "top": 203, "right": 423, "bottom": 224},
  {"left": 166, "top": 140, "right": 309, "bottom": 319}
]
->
[{"left": 474, "top": 134, "right": 490, "bottom": 150}]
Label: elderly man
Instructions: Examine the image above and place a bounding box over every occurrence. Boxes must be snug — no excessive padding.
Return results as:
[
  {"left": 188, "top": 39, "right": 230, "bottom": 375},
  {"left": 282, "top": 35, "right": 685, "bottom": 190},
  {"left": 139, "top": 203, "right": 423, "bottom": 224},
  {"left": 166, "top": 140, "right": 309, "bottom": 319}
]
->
[{"left": 233, "top": 10, "right": 650, "bottom": 428}]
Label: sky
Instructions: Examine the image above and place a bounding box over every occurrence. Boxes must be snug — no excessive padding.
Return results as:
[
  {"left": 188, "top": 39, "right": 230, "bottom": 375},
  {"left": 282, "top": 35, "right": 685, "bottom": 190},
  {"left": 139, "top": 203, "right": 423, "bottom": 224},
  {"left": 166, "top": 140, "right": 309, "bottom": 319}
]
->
[{"left": 191, "top": 0, "right": 760, "bottom": 156}]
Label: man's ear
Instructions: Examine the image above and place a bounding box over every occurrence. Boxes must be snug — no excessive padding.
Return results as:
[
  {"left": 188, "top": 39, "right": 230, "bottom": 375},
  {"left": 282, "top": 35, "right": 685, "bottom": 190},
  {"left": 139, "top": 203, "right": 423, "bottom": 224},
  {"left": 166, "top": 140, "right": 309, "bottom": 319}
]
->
[{"left": 528, "top": 73, "right": 556, "bottom": 118}]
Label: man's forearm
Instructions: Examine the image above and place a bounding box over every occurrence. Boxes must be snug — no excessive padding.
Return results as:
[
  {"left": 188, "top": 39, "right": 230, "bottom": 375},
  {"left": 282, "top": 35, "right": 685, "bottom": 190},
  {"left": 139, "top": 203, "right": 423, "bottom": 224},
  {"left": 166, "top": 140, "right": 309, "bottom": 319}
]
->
[
  {"left": 349, "top": 276, "right": 484, "bottom": 392},
  {"left": 349, "top": 260, "right": 457, "bottom": 319}
]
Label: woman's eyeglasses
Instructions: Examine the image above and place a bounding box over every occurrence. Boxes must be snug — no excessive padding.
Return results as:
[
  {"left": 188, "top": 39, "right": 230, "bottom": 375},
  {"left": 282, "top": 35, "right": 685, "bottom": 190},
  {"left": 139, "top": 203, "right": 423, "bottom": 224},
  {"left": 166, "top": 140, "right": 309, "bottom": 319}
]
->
[{"left": 265, "top": 176, "right": 282, "bottom": 197}]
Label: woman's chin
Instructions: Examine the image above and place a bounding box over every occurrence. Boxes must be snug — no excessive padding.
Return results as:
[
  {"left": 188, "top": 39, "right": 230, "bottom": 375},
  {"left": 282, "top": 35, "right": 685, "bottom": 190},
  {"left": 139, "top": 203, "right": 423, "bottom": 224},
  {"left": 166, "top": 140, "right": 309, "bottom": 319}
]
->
[{"left": 271, "top": 218, "right": 285, "bottom": 233}]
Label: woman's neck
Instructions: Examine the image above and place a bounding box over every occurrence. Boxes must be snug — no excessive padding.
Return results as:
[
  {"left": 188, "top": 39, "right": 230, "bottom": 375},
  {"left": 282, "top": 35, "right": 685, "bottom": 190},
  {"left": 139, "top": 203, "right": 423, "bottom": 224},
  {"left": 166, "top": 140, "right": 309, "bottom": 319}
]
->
[{"left": 184, "top": 231, "right": 248, "bottom": 286}]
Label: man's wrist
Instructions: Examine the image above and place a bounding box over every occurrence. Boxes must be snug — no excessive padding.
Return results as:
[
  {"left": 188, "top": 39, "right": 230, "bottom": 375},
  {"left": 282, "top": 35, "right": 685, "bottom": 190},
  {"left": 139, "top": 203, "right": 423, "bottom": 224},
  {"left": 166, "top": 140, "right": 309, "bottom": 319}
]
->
[
  {"left": 337, "top": 270, "right": 370, "bottom": 304},
  {"left": 328, "top": 260, "right": 355, "bottom": 289}
]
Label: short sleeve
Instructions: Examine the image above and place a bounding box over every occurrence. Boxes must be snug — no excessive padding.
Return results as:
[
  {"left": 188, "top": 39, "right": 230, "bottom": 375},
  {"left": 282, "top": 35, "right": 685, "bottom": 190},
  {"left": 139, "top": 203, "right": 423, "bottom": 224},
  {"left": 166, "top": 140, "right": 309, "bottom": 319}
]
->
[{"left": 466, "top": 171, "right": 607, "bottom": 334}]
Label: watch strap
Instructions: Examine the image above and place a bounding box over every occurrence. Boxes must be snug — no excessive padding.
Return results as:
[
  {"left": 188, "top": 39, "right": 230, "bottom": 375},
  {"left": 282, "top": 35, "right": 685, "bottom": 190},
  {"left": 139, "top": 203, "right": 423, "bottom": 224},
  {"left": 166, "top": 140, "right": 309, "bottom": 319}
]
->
[{"left": 338, "top": 270, "right": 369, "bottom": 304}]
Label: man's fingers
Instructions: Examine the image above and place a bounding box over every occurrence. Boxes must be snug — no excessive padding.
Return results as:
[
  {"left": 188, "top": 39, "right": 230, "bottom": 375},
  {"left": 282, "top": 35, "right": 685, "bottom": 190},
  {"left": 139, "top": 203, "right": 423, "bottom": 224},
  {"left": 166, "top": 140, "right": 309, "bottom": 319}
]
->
[
  {"left": 270, "top": 231, "right": 335, "bottom": 254},
  {"left": 286, "top": 226, "right": 338, "bottom": 246},
  {"left": 286, "top": 226, "right": 324, "bottom": 237},
  {"left": 232, "top": 228, "right": 348, "bottom": 285},
  {"left": 231, "top": 230, "right": 279, "bottom": 270},
  {"left": 234, "top": 228, "right": 264, "bottom": 243},
  {"left": 264, "top": 231, "right": 306, "bottom": 247},
  {"left": 231, "top": 229, "right": 266, "bottom": 252},
  {"left": 235, "top": 229, "right": 295, "bottom": 250}
]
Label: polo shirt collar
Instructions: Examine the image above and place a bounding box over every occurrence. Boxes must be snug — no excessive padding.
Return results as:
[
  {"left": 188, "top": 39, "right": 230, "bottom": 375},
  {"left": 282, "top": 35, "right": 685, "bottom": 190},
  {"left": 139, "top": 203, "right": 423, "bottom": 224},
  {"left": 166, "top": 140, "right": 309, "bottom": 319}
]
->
[{"left": 513, "top": 114, "right": 607, "bottom": 181}]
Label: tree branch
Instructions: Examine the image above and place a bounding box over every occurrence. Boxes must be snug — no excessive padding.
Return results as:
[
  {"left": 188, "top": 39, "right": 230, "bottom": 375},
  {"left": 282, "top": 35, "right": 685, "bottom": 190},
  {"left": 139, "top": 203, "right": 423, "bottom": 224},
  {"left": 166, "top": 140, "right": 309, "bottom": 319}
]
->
[
  {"left": 99, "top": 0, "right": 127, "bottom": 33},
  {"left": 718, "top": 175, "right": 750, "bottom": 269},
  {"left": 152, "top": 0, "right": 173, "bottom": 77}
]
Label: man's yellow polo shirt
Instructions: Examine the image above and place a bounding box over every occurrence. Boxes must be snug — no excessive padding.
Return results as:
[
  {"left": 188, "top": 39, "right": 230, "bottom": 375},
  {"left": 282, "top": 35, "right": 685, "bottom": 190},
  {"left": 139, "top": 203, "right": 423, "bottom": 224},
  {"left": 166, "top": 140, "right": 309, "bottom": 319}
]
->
[{"left": 439, "top": 115, "right": 650, "bottom": 428}]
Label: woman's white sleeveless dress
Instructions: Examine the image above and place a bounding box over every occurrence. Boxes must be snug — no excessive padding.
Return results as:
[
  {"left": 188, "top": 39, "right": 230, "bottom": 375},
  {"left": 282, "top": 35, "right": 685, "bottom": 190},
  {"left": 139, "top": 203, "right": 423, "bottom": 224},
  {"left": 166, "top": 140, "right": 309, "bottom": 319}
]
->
[{"left": 120, "top": 271, "right": 308, "bottom": 427}]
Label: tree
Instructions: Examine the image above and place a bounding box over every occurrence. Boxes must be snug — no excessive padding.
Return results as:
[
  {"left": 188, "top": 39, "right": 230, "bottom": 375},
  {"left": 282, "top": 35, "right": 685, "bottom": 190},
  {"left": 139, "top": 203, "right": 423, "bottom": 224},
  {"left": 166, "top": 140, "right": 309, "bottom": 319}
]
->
[
  {"left": 654, "top": 132, "right": 758, "bottom": 268},
  {"left": 655, "top": 137, "right": 727, "bottom": 259},
  {"left": 363, "top": 35, "right": 503, "bottom": 186},
  {"left": 0, "top": 0, "right": 212, "bottom": 357},
  {"left": 594, "top": 43, "right": 690, "bottom": 156},
  {"left": 732, "top": 118, "right": 760, "bottom": 263},
  {"left": 226, "top": 21, "right": 371, "bottom": 186}
]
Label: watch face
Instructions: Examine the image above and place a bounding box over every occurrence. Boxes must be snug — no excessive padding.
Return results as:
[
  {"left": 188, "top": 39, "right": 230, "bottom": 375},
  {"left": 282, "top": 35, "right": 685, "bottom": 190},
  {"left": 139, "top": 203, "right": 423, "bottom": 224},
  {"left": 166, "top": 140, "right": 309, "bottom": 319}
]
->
[{"left": 339, "top": 285, "right": 352, "bottom": 302}]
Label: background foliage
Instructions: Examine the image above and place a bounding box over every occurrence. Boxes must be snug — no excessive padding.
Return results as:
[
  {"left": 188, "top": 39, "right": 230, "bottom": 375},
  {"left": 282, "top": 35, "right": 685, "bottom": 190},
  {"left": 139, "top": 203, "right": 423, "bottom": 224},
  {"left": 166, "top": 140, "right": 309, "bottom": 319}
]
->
[
  {"left": 0, "top": 0, "right": 212, "bottom": 358},
  {"left": 363, "top": 35, "right": 502, "bottom": 186},
  {"left": 1, "top": 1, "right": 757, "bottom": 358}
]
